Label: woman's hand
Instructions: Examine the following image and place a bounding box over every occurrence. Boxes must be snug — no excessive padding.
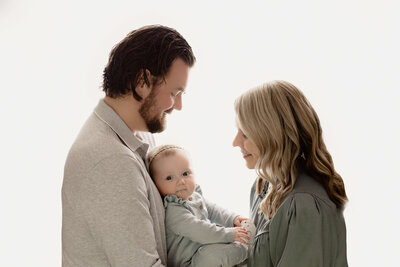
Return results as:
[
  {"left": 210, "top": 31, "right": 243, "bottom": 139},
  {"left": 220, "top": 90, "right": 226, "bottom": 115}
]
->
[
  {"left": 233, "top": 227, "right": 250, "bottom": 244},
  {"left": 233, "top": 216, "right": 250, "bottom": 227}
]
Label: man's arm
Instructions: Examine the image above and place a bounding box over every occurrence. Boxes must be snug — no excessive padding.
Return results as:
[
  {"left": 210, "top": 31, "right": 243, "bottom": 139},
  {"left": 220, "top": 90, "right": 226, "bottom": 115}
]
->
[{"left": 82, "top": 154, "right": 165, "bottom": 267}]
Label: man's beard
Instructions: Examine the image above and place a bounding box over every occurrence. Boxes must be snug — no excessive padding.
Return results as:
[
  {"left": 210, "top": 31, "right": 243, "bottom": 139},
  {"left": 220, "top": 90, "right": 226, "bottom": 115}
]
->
[{"left": 139, "top": 92, "right": 171, "bottom": 133}]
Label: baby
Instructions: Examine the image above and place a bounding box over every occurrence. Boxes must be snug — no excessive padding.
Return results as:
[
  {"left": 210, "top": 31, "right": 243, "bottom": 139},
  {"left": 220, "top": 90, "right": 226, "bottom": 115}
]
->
[{"left": 147, "top": 145, "right": 249, "bottom": 267}]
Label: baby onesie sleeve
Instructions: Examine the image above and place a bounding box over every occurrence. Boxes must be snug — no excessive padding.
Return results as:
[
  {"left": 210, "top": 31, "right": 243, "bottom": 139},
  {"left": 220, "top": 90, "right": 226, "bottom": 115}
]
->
[
  {"left": 165, "top": 195, "right": 234, "bottom": 244},
  {"left": 195, "top": 184, "right": 239, "bottom": 227}
]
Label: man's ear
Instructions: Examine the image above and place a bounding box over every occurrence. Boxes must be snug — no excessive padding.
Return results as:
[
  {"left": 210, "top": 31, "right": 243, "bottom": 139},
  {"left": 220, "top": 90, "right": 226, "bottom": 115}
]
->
[{"left": 135, "top": 69, "right": 152, "bottom": 100}]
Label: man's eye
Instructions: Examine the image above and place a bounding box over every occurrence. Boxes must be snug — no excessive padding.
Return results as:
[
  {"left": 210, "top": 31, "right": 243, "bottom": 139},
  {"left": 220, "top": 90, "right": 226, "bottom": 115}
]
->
[
  {"left": 166, "top": 176, "right": 173, "bottom": 181},
  {"left": 182, "top": 171, "right": 189, "bottom": 177},
  {"left": 171, "top": 90, "right": 183, "bottom": 98}
]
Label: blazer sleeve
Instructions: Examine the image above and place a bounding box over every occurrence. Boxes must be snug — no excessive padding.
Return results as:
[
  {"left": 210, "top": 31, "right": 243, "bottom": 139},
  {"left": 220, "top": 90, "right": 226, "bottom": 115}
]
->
[
  {"left": 165, "top": 203, "right": 235, "bottom": 244},
  {"left": 270, "top": 193, "right": 326, "bottom": 267},
  {"left": 82, "top": 154, "right": 165, "bottom": 267}
]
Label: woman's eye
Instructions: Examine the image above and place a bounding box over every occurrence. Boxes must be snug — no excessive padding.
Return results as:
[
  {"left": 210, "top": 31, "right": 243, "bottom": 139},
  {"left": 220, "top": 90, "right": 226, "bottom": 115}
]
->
[
  {"left": 166, "top": 176, "right": 172, "bottom": 181},
  {"left": 238, "top": 129, "right": 247, "bottom": 139},
  {"left": 182, "top": 171, "right": 189, "bottom": 177}
]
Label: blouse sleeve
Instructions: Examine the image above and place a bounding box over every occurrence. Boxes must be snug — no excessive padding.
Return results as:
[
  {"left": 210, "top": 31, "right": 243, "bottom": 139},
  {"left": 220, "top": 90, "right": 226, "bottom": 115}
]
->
[{"left": 270, "top": 193, "right": 326, "bottom": 267}]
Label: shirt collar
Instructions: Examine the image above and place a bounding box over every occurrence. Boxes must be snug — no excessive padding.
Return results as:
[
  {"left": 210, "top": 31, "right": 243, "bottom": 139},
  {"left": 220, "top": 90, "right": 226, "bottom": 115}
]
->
[{"left": 93, "top": 99, "right": 149, "bottom": 160}]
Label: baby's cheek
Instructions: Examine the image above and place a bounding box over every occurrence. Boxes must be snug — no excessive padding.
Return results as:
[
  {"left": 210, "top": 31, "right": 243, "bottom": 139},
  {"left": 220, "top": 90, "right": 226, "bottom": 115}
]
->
[
  {"left": 156, "top": 182, "right": 169, "bottom": 196},
  {"left": 190, "top": 179, "right": 196, "bottom": 193}
]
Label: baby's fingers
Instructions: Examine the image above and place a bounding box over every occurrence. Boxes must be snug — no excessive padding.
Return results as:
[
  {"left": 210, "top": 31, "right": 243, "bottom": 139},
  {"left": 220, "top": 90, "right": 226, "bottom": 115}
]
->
[
  {"left": 236, "top": 227, "right": 248, "bottom": 233},
  {"left": 239, "top": 232, "right": 250, "bottom": 240},
  {"left": 235, "top": 232, "right": 250, "bottom": 244},
  {"left": 238, "top": 235, "right": 249, "bottom": 244}
]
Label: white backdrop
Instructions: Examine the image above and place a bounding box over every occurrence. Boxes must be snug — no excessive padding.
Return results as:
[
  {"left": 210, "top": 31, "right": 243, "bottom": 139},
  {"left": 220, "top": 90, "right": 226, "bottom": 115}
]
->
[{"left": 1, "top": 0, "right": 399, "bottom": 266}]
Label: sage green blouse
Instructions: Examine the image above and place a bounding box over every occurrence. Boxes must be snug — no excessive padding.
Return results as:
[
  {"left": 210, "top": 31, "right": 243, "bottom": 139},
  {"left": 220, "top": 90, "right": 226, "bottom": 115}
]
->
[{"left": 248, "top": 172, "right": 348, "bottom": 267}]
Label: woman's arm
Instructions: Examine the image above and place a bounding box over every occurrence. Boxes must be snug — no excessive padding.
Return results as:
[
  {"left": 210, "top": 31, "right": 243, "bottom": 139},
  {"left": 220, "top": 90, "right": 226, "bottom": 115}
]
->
[{"left": 270, "top": 193, "right": 343, "bottom": 267}]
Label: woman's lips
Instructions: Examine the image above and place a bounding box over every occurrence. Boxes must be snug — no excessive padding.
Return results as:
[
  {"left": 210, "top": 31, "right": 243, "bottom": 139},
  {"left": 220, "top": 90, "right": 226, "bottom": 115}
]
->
[{"left": 243, "top": 154, "right": 252, "bottom": 158}]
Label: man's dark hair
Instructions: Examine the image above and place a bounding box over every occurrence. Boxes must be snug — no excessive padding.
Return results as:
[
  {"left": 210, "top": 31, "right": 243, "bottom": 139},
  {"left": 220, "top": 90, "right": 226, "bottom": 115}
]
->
[{"left": 103, "top": 25, "right": 196, "bottom": 100}]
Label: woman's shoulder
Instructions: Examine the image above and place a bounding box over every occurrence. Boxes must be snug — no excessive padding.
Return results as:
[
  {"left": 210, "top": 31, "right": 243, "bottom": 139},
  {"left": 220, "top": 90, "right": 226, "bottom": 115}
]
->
[
  {"left": 273, "top": 173, "right": 342, "bottom": 225},
  {"left": 290, "top": 172, "right": 337, "bottom": 209}
]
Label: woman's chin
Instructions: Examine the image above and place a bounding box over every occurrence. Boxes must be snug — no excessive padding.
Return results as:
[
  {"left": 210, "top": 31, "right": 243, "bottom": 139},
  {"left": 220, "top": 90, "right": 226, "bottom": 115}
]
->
[{"left": 245, "top": 160, "right": 256, "bottom": 169}]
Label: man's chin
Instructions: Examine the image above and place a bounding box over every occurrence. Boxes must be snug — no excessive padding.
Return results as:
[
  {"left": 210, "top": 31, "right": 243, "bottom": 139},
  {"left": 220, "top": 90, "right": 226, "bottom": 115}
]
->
[{"left": 146, "top": 119, "right": 166, "bottom": 133}]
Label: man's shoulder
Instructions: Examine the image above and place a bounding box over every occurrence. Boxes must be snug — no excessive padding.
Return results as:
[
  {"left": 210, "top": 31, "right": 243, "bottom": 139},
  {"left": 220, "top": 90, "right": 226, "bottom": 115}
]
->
[
  {"left": 64, "top": 113, "right": 142, "bottom": 179},
  {"left": 72, "top": 112, "right": 123, "bottom": 152},
  {"left": 63, "top": 150, "right": 148, "bottom": 202}
]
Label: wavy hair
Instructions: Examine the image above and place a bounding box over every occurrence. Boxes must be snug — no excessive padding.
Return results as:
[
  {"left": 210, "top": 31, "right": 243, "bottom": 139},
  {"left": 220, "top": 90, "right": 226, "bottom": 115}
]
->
[
  {"left": 234, "top": 80, "right": 347, "bottom": 219},
  {"left": 103, "top": 25, "right": 195, "bottom": 100}
]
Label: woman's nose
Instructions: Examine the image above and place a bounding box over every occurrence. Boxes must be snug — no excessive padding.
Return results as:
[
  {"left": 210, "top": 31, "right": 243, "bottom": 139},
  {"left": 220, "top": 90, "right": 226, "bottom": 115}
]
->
[{"left": 233, "top": 132, "right": 240, "bottom": 147}]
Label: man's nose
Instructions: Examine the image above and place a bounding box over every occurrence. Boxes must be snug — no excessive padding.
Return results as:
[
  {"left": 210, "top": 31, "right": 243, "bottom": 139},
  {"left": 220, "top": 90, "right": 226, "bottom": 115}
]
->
[{"left": 173, "top": 94, "right": 182, "bottom": 111}]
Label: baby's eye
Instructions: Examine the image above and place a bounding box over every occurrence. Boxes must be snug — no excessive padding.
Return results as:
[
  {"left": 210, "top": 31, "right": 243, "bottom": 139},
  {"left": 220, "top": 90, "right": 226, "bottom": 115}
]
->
[
  {"left": 166, "top": 176, "right": 173, "bottom": 181},
  {"left": 182, "top": 171, "right": 189, "bottom": 177}
]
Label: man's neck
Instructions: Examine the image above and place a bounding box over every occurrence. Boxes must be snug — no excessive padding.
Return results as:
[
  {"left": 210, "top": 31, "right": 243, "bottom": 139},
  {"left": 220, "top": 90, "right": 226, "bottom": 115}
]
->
[{"left": 103, "top": 95, "right": 148, "bottom": 133}]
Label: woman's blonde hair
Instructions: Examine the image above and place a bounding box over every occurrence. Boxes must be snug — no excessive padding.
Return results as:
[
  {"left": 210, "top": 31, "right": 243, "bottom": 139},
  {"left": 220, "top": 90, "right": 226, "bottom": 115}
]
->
[{"left": 235, "top": 80, "right": 347, "bottom": 219}]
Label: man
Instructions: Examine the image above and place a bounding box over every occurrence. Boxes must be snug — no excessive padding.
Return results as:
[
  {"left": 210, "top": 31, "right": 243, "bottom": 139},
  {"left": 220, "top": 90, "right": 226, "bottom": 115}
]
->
[{"left": 62, "top": 25, "right": 195, "bottom": 266}]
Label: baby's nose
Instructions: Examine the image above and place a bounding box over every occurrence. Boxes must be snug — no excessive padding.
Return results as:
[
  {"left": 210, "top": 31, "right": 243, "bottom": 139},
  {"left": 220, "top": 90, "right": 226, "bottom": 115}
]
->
[{"left": 177, "top": 178, "right": 186, "bottom": 185}]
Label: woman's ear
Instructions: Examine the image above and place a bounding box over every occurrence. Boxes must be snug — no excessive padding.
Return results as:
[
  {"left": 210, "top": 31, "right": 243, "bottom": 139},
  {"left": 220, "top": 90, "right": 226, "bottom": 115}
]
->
[{"left": 135, "top": 69, "right": 152, "bottom": 100}]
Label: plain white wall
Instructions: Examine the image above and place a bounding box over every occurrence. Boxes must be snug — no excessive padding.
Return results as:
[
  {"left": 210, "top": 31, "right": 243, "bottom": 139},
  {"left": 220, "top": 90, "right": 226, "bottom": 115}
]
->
[{"left": 1, "top": 0, "right": 399, "bottom": 266}]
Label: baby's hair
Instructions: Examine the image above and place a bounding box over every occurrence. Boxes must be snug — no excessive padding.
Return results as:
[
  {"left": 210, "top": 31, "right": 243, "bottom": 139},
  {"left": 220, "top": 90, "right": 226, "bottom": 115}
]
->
[{"left": 147, "top": 145, "right": 184, "bottom": 176}]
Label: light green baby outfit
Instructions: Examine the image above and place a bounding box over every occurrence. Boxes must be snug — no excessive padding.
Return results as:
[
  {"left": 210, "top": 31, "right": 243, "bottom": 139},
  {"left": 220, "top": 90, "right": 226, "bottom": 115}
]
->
[{"left": 164, "top": 186, "right": 247, "bottom": 267}]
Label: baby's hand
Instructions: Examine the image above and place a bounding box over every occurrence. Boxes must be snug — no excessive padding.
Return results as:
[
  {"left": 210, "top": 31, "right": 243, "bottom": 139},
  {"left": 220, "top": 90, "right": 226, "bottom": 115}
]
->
[
  {"left": 233, "top": 216, "right": 249, "bottom": 227},
  {"left": 233, "top": 227, "right": 249, "bottom": 244}
]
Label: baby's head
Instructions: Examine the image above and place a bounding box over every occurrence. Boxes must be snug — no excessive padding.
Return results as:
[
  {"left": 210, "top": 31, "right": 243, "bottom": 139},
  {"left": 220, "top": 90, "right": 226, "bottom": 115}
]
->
[{"left": 147, "top": 145, "right": 196, "bottom": 200}]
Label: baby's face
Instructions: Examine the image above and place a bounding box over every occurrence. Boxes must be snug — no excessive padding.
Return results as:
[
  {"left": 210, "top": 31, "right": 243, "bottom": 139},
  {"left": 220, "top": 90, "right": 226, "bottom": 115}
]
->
[{"left": 151, "top": 150, "right": 196, "bottom": 200}]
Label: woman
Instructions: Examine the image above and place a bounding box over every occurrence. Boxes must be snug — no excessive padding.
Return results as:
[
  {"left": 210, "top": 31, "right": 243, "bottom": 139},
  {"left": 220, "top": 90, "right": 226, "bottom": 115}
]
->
[{"left": 233, "top": 80, "right": 348, "bottom": 266}]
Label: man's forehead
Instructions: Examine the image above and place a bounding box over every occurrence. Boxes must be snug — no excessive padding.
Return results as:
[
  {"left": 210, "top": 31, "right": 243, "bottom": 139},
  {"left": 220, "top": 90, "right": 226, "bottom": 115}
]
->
[{"left": 166, "top": 59, "right": 190, "bottom": 83}]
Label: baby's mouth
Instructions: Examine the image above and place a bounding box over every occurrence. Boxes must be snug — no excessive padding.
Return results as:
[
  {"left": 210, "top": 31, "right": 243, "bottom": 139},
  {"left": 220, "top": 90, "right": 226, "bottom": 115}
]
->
[{"left": 176, "top": 187, "right": 187, "bottom": 194}]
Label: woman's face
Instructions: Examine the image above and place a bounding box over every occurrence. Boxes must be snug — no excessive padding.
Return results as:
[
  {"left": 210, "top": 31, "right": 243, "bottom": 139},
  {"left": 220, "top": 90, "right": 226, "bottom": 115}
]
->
[{"left": 233, "top": 123, "right": 260, "bottom": 169}]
